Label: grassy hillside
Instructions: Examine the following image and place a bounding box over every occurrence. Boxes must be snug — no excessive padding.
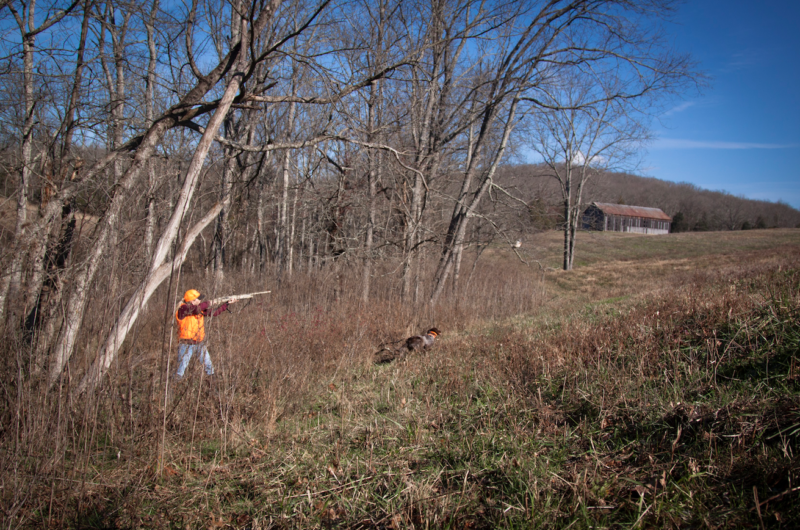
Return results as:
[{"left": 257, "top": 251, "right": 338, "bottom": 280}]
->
[
  {"left": 520, "top": 228, "right": 800, "bottom": 268},
  {"left": 7, "top": 230, "right": 800, "bottom": 529}
]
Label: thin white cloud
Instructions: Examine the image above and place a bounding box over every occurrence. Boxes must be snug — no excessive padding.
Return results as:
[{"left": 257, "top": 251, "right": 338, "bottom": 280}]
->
[
  {"left": 663, "top": 101, "right": 695, "bottom": 116},
  {"left": 569, "top": 150, "right": 605, "bottom": 166},
  {"left": 719, "top": 49, "right": 760, "bottom": 73},
  {"left": 652, "top": 138, "right": 798, "bottom": 150}
]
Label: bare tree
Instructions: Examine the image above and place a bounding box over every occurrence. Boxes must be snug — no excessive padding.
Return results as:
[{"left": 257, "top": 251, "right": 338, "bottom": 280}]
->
[
  {"left": 526, "top": 74, "right": 649, "bottom": 270},
  {"left": 143, "top": 0, "right": 160, "bottom": 260},
  {"left": 431, "top": 0, "right": 694, "bottom": 292},
  {"left": 0, "top": 0, "right": 80, "bottom": 324},
  {"left": 0, "top": 0, "right": 697, "bottom": 393},
  {"left": 52, "top": 0, "right": 286, "bottom": 389},
  {"left": 72, "top": 0, "right": 418, "bottom": 391},
  {"left": 18, "top": 0, "right": 94, "bottom": 366},
  {"left": 430, "top": 0, "right": 576, "bottom": 303},
  {"left": 395, "top": 0, "right": 485, "bottom": 302}
]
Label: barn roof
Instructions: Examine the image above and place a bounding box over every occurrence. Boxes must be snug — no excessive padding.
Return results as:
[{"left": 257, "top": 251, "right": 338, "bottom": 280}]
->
[{"left": 592, "top": 202, "right": 672, "bottom": 221}]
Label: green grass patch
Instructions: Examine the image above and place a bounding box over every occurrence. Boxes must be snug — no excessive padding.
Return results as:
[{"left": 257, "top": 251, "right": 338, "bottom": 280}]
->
[
  {"left": 11, "top": 231, "right": 800, "bottom": 529},
  {"left": 57, "top": 264, "right": 800, "bottom": 529}
]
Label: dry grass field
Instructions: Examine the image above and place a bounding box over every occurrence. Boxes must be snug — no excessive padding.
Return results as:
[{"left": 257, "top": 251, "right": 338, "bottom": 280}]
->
[{"left": 2, "top": 229, "right": 800, "bottom": 529}]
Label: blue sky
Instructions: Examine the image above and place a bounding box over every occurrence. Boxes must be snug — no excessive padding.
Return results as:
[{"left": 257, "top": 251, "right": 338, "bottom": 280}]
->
[{"left": 644, "top": 0, "right": 800, "bottom": 208}]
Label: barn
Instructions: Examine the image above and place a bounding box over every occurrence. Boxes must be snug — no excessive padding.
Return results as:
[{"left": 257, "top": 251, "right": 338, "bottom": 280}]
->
[{"left": 582, "top": 202, "right": 672, "bottom": 234}]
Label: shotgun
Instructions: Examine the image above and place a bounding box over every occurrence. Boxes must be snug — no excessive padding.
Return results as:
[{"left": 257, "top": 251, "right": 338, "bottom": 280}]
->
[{"left": 207, "top": 290, "right": 271, "bottom": 306}]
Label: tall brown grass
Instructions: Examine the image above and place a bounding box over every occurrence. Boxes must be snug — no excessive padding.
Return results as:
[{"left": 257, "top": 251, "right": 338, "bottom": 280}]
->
[
  {"left": 0, "top": 246, "right": 544, "bottom": 526},
  {"left": 2, "top": 233, "right": 799, "bottom": 527}
]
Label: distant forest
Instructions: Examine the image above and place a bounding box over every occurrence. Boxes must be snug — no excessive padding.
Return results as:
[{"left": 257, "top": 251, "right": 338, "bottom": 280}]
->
[{"left": 496, "top": 164, "right": 800, "bottom": 234}]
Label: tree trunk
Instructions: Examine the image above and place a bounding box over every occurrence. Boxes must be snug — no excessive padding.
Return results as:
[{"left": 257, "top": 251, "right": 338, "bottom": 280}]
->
[
  {"left": 451, "top": 242, "right": 463, "bottom": 294},
  {"left": 47, "top": 17, "right": 256, "bottom": 387},
  {"left": 401, "top": 174, "right": 423, "bottom": 301},
  {"left": 563, "top": 193, "right": 572, "bottom": 271},
  {"left": 429, "top": 98, "right": 519, "bottom": 304},
  {"left": 213, "top": 139, "right": 237, "bottom": 281},
  {"left": 276, "top": 76, "right": 298, "bottom": 276},
  {"left": 0, "top": 22, "right": 36, "bottom": 324},
  {"left": 257, "top": 174, "right": 267, "bottom": 270},
  {"left": 362, "top": 79, "right": 382, "bottom": 303},
  {"left": 288, "top": 185, "right": 299, "bottom": 275},
  {"left": 144, "top": 0, "right": 160, "bottom": 261},
  {"left": 30, "top": 201, "right": 77, "bottom": 371},
  {"left": 445, "top": 118, "right": 477, "bottom": 296},
  {"left": 75, "top": 41, "right": 251, "bottom": 392}
]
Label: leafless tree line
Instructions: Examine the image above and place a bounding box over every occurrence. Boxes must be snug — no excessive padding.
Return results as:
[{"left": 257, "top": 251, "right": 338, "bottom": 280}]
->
[
  {"left": 592, "top": 173, "right": 800, "bottom": 232},
  {"left": 0, "top": 0, "right": 693, "bottom": 392},
  {"left": 497, "top": 166, "right": 800, "bottom": 235}
]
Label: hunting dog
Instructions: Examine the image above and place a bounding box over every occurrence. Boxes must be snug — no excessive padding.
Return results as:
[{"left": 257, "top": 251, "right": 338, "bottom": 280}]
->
[{"left": 374, "top": 327, "right": 441, "bottom": 364}]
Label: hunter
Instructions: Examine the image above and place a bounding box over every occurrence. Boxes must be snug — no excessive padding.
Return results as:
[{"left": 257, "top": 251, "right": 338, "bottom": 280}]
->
[{"left": 174, "top": 289, "right": 237, "bottom": 378}]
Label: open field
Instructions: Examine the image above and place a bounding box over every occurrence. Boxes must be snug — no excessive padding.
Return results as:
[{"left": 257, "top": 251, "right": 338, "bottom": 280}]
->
[
  {"left": 3, "top": 229, "right": 800, "bottom": 529},
  {"left": 528, "top": 228, "right": 800, "bottom": 269}
]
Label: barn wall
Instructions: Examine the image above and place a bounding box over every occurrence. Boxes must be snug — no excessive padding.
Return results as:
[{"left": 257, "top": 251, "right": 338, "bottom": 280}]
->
[
  {"left": 582, "top": 204, "right": 671, "bottom": 234},
  {"left": 603, "top": 214, "right": 670, "bottom": 234}
]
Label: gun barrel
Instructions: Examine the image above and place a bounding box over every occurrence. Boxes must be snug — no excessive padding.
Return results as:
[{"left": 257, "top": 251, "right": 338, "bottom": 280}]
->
[{"left": 208, "top": 290, "right": 271, "bottom": 305}]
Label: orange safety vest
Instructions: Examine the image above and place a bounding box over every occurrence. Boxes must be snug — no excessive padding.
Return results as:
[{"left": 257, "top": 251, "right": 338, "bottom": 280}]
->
[{"left": 176, "top": 306, "right": 205, "bottom": 342}]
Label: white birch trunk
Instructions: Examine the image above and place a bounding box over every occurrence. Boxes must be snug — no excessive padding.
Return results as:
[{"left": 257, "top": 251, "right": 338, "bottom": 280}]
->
[
  {"left": 74, "top": 54, "right": 248, "bottom": 392},
  {"left": 47, "top": 8, "right": 258, "bottom": 387},
  {"left": 76, "top": 204, "right": 222, "bottom": 393}
]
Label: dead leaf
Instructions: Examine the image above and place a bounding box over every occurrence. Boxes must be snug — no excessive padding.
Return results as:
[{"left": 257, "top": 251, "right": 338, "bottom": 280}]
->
[
  {"left": 208, "top": 515, "right": 226, "bottom": 529},
  {"left": 390, "top": 514, "right": 402, "bottom": 530}
]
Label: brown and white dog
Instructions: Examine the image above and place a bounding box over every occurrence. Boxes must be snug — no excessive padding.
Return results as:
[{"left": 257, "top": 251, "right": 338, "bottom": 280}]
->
[{"left": 374, "top": 327, "right": 441, "bottom": 364}]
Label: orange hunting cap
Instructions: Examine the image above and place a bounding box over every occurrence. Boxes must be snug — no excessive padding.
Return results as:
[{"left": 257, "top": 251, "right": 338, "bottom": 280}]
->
[{"left": 183, "top": 289, "right": 202, "bottom": 302}]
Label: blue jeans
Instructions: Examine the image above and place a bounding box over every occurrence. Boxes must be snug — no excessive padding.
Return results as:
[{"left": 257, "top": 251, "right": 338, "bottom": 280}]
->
[{"left": 176, "top": 343, "right": 214, "bottom": 377}]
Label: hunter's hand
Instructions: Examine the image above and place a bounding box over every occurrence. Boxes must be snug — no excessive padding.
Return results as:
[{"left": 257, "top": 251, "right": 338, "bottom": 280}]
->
[{"left": 227, "top": 299, "right": 239, "bottom": 304}]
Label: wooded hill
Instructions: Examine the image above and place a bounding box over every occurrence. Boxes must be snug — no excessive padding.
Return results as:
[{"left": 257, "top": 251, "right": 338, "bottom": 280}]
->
[
  {"left": 494, "top": 164, "right": 800, "bottom": 235},
  {"left": 3, "top": 161, "right": 797, "bottom": 288}
]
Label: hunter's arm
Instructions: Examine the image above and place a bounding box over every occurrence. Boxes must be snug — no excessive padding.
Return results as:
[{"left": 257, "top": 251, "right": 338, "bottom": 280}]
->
[
  {"left": 211, "top": 302, "right": 229, "bottom": 317},
  {"left": 176, "top": 301, "right": 229, "bottom": 319}
]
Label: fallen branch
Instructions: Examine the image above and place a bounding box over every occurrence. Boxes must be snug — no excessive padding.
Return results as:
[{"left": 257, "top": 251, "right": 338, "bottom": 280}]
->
[{"left": 751, "top": 485, "right": 800, "bottom": 511}]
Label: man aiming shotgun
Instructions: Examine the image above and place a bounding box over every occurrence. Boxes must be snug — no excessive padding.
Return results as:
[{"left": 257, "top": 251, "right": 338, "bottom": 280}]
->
[{"left": 174, "top": 289, "right": 270, "bottom": 378}]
